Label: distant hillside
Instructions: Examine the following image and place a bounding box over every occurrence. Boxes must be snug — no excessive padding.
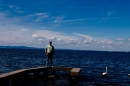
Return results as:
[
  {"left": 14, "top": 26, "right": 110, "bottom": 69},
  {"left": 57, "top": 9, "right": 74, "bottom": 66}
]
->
[{"left": 0, "top": 46, "right": 39, "bottom": 49}]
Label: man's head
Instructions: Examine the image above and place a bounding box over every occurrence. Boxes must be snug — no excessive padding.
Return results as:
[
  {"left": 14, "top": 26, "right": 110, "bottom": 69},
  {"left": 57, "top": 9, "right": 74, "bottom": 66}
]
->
[{"left": 49, "top": 41, "right": 52, "bottom": 45}]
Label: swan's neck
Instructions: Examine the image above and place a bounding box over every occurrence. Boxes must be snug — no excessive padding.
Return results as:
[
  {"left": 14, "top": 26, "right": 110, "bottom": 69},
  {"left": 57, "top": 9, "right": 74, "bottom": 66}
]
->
[{"left": 106, "top": 67, "right": 107, "bottom": 73}]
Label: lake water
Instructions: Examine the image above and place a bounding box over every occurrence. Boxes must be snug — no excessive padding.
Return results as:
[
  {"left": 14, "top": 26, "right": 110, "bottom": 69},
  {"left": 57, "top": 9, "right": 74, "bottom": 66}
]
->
[{"left": 0, "top": 48, "right": 130, "bottom": 86}]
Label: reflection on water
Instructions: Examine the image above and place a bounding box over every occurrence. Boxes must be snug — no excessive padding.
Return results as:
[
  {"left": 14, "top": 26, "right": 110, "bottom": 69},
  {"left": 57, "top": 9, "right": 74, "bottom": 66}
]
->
[{"left": 0, "top": 49, "right": 130, "bottom": 86}]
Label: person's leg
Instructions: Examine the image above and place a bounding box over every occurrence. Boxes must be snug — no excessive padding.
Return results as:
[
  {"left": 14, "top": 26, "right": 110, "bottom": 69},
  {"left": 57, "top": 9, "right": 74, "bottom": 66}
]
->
[
  {"left": 46, "top": 55, "right": 49, "bottom": 66},
  {"left": 50, "top": 54, "right": 53, "bottom": 66},
  {"left": 48, "top": 53, "right": 51, "bottom": 66}
]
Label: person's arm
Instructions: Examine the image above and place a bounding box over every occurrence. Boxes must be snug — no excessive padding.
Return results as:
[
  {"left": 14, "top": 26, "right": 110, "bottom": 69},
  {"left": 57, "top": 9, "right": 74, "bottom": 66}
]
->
[
  {"left": 45, "top": 46, "right": 48, "bottom": 55},
  {"left": 52, "top": 46, "right": 55, "bottom": 55}
]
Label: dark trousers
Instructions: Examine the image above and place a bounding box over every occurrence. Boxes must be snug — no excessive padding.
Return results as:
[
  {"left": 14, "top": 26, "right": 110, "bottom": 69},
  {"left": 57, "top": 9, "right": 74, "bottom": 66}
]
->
[{"left": 46, "top": 53, "right": 53, "bottom": 66}]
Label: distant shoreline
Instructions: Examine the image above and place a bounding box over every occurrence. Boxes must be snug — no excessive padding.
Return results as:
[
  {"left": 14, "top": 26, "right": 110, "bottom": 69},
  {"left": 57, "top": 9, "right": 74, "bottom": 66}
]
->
[
  {"left": 0, "top": 46, "right": 129, "bottom": 53},
  {"left": 0, "top": 46, "right": 40, "bottom": 49}
]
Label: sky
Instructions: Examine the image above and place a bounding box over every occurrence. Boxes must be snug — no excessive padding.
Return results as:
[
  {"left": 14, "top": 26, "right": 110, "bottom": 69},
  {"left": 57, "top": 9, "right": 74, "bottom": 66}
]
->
[{"left": 0, "top": 0, "right": 130, "bottom": 51}]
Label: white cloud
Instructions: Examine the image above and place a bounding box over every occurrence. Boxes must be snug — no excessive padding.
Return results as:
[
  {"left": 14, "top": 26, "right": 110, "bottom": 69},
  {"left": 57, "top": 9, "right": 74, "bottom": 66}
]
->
[
  {"left": 115, "top": 38, "right": 124, "bottom": 41},
  {"left": 54, "top": 15, "right": 64, "bottom": 23},
  {"left": 73, "top": 33, "right": 93, "bottom": 40},
  {"left": 62, "top": 18, "right": 96, "bottom": 23},
  {"left": 63, "top": 18, "right": 86, "bottom": 22},
  {"left": 99, "top": 11, "right": 115, "bottom": 22},
  {"left": 35, "top": 13, "right": 49, "bottom": 22},
  {"left": 29, "top": 31, "right": 116, "bottom": 50},
  {"left": 36, "top": 13, "right": 47, "bottom": 16},
  {"left": 32, "top": 34, "right": 38, "bottom": 38},
  {"left": 106, "top": 41, "right": 113, "bottom": 44},
  {"left": 32, "top": 30, "right": 71, "bottom": 40},
  {"left": 0, "top": 11, "right": 50, "bottom": 26},
  {"left": 21, "top": 29, "right": 27, "bottom": 31},
  {"left": 38, "top": 38, "right": 43, "bottom": 41},
  {"left": 0, "top": 28, "right": 33, "bottom": 47},
  {"left": 0, "top": 12, "right": 23, "bottom": 25},
  {"left": 0, "top": 10, "right": 129, "bottom": 51},
  {"left": 8, "top": 5, "right": 25, "bottom": 13},
  {"left": 0, "top": 25, "right": 129, "bottom": 51},
  {"left": 9, "top": 5, "right": 19, "bottom": 9}
]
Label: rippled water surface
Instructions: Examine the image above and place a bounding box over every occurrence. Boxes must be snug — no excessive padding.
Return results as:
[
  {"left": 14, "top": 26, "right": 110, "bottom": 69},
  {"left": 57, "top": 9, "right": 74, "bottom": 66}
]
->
[{"left": 1, "top": 48, "right": 130, "bottom": 86}]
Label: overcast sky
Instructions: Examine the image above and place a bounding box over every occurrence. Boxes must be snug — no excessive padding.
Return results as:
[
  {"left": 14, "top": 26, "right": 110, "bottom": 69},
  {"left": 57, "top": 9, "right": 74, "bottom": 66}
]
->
[{"left": 0, "top": 0, "right": 130, "bottom": 51}]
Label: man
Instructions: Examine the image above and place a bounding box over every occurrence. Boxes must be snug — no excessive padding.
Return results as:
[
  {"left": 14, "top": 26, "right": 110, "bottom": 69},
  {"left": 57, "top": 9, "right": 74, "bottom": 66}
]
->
[{"left": 45, "top": 41, "right": 55, "bottom": 67}]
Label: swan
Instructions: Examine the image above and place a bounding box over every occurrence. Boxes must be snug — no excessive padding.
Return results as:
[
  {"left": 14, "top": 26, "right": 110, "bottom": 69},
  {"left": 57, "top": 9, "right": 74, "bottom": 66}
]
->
[
  {"left": 102, "top": 66, "right": 108, "bottom": 76},
  {"left": 128, "top": 74, "right": 130, "bottom": 77}
]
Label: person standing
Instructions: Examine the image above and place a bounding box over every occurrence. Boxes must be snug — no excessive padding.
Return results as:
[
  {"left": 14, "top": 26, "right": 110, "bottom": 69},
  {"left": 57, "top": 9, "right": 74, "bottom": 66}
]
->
[{"left": 45, "top": 41, "right": 55, "bottom": 67}]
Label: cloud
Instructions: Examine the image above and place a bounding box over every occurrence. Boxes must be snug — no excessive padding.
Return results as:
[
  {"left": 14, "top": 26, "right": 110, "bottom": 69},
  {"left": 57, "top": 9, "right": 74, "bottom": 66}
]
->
[
  {"left": 30, "top": 31, "right": 118, "bottom": 50},
  {"left": 115, "top": 38, "right": 124, "bottom": 41},
  {"left": 32, "top": 34, "right": 38, "bottom": 38},
  {"left": 0, "top": 29, "right": 32, "bottom": 46},
  {"left": 32, "top": 30, "right": 72, "bottom": 40},
  {"left": 0, "top": 23, "right": 126, "bottom": 51},
  {"left": 63, "top": 18, "right": 86, "bottom": 22},
  {"left": 8, "top": 5, "right": 20, "bottom": 9},
  {"left": 0, "top": 24, "right": 129, "bottom": 51},
  {"left": 73, "top": 33, "right": 93, "bottom": 40},
  {"left": 0, "top": 12, "right": 25, "bottom": 25},
  {"left": 21, "top": 29, "right": 27, "bottom": 31},
  {"left": 8, "top": 5, "right": 25, "bottom": 13},
  {"left": 99, "top": 11, "right": 115, "bottom": 22},
  {"left": 0, "top": 9, "right": 129, "bottom": 51},
  {"left": 53, "top": 17, "right": 96, "bottom": 25},
  {"left": 54, "top": 15, "right": 64, "bottom": 23},
  {"left": 35, "top": 13, "right": 49, "bottom": 22},
  {"left": 0, "top": 11, "right": 51, "bottom": 26},
  {"left": 63, "top": 18, "right": 96, "bottom": 23},
  {"left": 38, "top": 38, "right": 43, "bottom": 41}
]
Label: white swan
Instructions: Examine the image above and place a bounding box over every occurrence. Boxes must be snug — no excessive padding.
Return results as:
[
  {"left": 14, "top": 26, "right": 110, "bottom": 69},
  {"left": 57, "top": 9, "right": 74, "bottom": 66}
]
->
[
  {"left": 102, "top": 66, "right": 108, "bottom": 76},
  {"left": 128, "top": 74, "right": 130, "bottom": 77}
]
